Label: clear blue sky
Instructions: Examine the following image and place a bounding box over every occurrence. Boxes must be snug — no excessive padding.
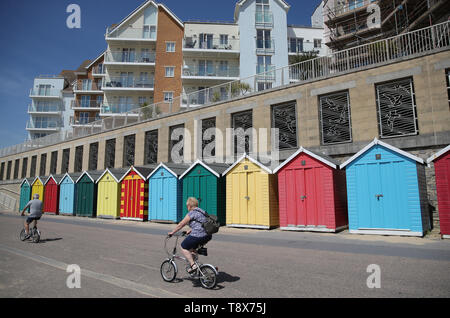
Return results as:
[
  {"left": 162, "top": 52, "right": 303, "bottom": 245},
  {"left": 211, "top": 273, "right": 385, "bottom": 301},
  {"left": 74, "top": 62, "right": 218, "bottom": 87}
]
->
[{"left": 0, "top": 0, "right": 320, "bottom": 148}]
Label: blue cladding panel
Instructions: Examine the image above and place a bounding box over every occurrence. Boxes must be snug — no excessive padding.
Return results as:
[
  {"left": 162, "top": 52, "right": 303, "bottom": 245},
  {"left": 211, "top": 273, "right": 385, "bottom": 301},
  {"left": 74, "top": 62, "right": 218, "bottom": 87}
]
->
[
  {"left": 346, "top": 144, "right": 424, "bottom": 233},
  {"left": 59, "top": 176, "right": 76, "bottom": 215}
]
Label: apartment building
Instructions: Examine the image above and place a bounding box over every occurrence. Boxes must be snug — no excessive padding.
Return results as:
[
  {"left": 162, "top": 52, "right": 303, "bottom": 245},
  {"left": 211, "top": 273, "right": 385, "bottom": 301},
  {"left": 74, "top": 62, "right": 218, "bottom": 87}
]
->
[
  {"left": 323, "top": 0, "right": 450, "bottom": 51},
  {"left": 27, "top": 72, "right": 75, "bottom": 140}
]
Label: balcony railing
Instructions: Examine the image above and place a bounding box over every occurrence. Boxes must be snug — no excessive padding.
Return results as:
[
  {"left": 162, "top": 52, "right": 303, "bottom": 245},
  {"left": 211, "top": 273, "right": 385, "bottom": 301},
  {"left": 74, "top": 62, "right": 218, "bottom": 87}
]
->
[
  {"left": 26, "top": 120, "right": 60, "bottom": 130},
  {"left": 100, "top": 104, "right": 141, "bottom": 115},
  {"left": 71, "top": 100, "right": 103, "bottom": 110},
  {"left": 70, "top": 116, "right": 101, "bottom": 126},
  {"left": 288, "top": 42, "right": 318, "bottom": 54},
  {"left": 182, "top": 65, "right": 240, "bottom": 78},
  {"left": 105, "top": 51, "right": 156, "bottom": 64},
  {"left": 28, "top": 104, "right": 61, "bottom": 114},
  {"left": 256, "top": 65, "right": 276, "bottom": 81},
  {"left": 29, "top": 88, "right": 61, "bottom": 98},
  {"left": 183, "top": 37, "right": 239, "bottom": 51},
  {"left": 325, "top": 0, "right": 377, "bottom": 18},
  {"left": 92, "top": 65, "right": 105, "bottom": 75},
  {"left": 255, "top": 11, "right": 273, "bottom": 27},
  {"left": 106, "top": 26, "right": 157, "bottom": 41},
  {"left": 1, "top": 22, "right": 448, "bottom": 158},
  {"left": 102, "top": 77, "right": 154, "bottom": 89},
  {"left": 74, "top": 81, "right": 103, "bottom": 92},
  {"left": 256, "top": 39, "right": 275, "bottom": 54}
]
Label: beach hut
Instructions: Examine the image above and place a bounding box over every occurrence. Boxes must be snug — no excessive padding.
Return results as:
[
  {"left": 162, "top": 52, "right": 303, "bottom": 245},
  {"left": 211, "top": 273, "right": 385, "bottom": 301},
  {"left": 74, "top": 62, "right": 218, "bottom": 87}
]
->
[
  {"left": 75, "top": 171, "right": 102, "bottom": 217},
  {"left": 427, "top": 145, "right": 450, "bottom": 239},
  {"left": 147, "top": 163, "right": 189, "bottom": 223},
  {"left": 96, "top": 168, "right": 127, "bottom": 219},
  {"left": 58, "top": 172, "right": 81, "bottom": 216},
  {"left": 223, "top": 155, "right": 278, "bottom": 229},
  {"left": 31, "top": 177, "right": 45, "bottom": 204},
  {"left": 119, "top": 166, "right": 154, "bottom": 221},
  {"left": 179, "top": 160, "right": 229, "bottom": 225},
  {"left": 43, "top": 175, "right": 62, "bottom": 215},
  {"left": 273, "top": 147, "right": 348, "bottom": 232},
  {"left": 341, "top": 138, "right": 430, "bottom": 237},
  {"left": 19, "top": 178, "right": 33, "bottom": 211}
]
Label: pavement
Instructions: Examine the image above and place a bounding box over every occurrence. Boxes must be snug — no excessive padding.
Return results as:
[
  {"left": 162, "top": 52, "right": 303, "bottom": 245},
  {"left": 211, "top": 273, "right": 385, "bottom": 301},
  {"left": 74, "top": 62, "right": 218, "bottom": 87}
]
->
[{"left": 0, "top": 211, "right": 449, "bottom": 298}]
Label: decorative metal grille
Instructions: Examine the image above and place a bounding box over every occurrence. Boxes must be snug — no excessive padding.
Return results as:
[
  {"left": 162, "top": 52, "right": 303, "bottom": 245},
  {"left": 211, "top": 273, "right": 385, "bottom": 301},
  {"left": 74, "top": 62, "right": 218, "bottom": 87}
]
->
[
  {"left": 21, "top": 158, "right": 28, "bottom": 179},
  {"left": 144, "top": 130, "right": 158, "bottom": 164},
  {"left": 202, "top": 117, "right": 216, "bottom": 158},
  {"left": 123, "top": 135, "right": 136, "bottom": 167},
  {"left": 319, "top": 91, "right": 352, "bottom": 145},
  {"left": 0, "top": 162, "right": 4, "bottom": 181},
  {"left": 272, "top": 102, "right": 297, "bottom": 150},
  {"left": 14, "top": 159, "right": 19, "bottom": 180},
  {"left": 74, "top": 146, "right": 83, "bottom": 172},
  {"left": 61, "top": 149, "right": 70, "bottom": 174},
  {"left": 105, "top": 139, "right": 116, "bottom": 169},
  {"left": 232, "top": 110, "right": 253, "bottom": 156},
  {"left": 6, "top": 161, "right": 11, "bottom": 180},
  {"left": 89, "top": 143, "right": 98, "bottom": 171},
  {"left": 30, "top": 156, "right": 37, "bottom": 178},
  {"left": 376, "top": 78, "right": 418, "bottom": 138},
  {"left": 39, "top": 154, "right": 47, "bottom": 176},
  {"left": 50, "top": 152, "right": 57, "bottom": 175},
  {"left": 169, "top": 124, "right": 184, "bottom": 162}
]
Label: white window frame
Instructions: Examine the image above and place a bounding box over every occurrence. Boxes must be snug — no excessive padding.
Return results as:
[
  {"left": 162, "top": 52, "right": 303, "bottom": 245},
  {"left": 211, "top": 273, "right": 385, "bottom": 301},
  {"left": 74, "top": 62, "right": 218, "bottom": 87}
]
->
[
  {"left": 165, "top": 66, "right": 175, "bottom": 78},
  {"left": 166, "top": 42, "right": 176, "bottom": 52},
  {"left": 164, "top": 91, "right": 174, "bottom": 102}
]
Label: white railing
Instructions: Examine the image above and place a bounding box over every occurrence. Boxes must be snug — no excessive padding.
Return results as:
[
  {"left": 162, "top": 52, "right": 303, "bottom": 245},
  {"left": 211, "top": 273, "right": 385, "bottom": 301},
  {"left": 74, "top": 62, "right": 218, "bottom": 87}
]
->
[
  {"left": 102, "top": 77, "right": 155, "bottom": 89},
  {"left": 105, "top": 51, "right": 156, "bottom": 64},
  {"left": 28, "top": 104, "right": 61, "bottom": 113},
  {"left": 29, "top": 88, "right": 61, "bottom": 98},
  {"left": 101, "top": 104, "right": 141, "bottom": 115},
  {"left": 182, "top": 64, "right": 240, "bottom": 78},
  {"left": 1, "top": 22, "right": 448, "bottom": 158},
  {"left": 71, "top": 100, "right": 103, "bottom": 109},
  {"left": 183, "top": 37, "right": 239, "bottom": 51},
  {"left": 326, "top": 0, "right": 377, "bottom": 17},
  {"left": 106, "top": 26, "right": 157, "bottom": 40}
]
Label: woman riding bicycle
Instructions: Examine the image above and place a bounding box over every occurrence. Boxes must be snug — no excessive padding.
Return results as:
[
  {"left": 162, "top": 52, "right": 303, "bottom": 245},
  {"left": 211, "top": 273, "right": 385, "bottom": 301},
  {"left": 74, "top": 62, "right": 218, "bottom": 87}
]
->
[{"left": 168, "top": 197, "right": 212, "bottom": 274}]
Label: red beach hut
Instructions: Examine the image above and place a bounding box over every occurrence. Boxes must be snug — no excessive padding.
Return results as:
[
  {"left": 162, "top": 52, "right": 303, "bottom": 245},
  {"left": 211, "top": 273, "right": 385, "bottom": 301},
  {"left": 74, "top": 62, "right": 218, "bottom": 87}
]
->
[
  {"left": 273, "top": 147, "right": 348, "bottom": 232},
  {"left": 427, "top": 145, "right": 450, "bottom": 239},
  {"left": 43, "top": 175, "right": 62, "bottom": 215}
]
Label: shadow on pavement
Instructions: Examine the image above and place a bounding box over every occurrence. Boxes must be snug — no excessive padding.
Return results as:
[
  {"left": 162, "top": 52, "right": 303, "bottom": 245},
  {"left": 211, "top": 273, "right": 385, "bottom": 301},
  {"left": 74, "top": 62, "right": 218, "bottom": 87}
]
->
[{"left": 36, "top": 238, "right": 63, "bottom": 244}]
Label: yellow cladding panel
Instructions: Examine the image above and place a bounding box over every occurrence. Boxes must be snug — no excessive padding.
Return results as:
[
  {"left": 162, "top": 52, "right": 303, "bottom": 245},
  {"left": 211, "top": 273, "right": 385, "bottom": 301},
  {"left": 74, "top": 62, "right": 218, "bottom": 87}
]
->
[
  {"left": 97, "top": 172, "right": 121, "bottom": 218},
  {"left": 31, "top": 179, "right": 44, "bottom": 204}
]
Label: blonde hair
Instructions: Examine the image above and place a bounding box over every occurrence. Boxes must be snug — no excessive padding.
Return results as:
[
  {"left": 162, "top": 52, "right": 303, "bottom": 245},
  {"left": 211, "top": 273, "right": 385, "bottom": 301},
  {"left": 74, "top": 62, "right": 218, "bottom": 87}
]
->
[{"left": 186, "top": 197, "right": 199, "bottom": 208}]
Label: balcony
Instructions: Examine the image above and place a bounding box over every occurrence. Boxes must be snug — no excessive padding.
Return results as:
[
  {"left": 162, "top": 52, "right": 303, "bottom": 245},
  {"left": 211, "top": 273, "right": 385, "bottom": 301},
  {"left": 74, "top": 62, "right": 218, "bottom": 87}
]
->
[
  {"left": 102, "top": 77, "right": 154, "bottom": 92},
  {"left": 26, "top": 120, "right": 60, "bottom": 131},
  {"left": 182, "top": 64, "right": 240, "bottom": 81},
  {"left": 325, "top": 0, "right": 378, "bottom": 24},
  {"left": 28, "top": 104, "right": 61, "bottom": 115},
  {"left": 255, "top": 11, "right": 273, "bottom": 28},
  {"left": 92, "top": 65, "right": 106, "bottom": 77},
  {"left": 29, "top": 88, "right": 61, "bottom": 99},
  {"left": 100, "top": 104, "right": 141, "bottom": 116},
  {"left": 183, "top": 37, "right": 240, "bottom": 57},
  {"left": 256, "top": 39, "right": 275, "bottom": 54},
  {"left": 70, "top": 116, "right": 102, "bottom": 127},
  {"left": 105, "top": 51, "right": 156, "bottom": 66},
  {"left": 288, "top": 42, "right": 318, "bottom": 55},
  {"left": 71, "top": 100, "right": 103, "bottom": 111},
  {"left": 73, "top": 81, "right": 103, "bottom": 93},
  {"left": 106, "top": 26, "right": 157, "bottom": 42},
  {"left": 256, "top": 65, "right": 276, "bottom": 81}
]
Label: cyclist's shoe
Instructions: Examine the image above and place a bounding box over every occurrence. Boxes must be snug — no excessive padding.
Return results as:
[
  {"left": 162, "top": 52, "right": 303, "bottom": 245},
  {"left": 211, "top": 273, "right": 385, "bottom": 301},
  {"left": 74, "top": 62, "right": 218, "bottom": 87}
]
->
[
  {"left": 24, "top": 233, "right": 31, "bottom": 239},
  {"left": 187, "top": 264, "right": 198, "bottom": 274}
]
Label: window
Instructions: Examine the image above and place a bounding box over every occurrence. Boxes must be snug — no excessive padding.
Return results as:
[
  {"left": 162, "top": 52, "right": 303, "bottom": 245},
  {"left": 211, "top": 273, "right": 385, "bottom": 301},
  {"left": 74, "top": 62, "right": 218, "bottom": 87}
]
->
[
  {"left": 169, "top": 124, "right": 185, "bottom": 163},
  {"left": 198, "top": 60, "right": 214, "bottom": 76},
  {"left": 21, "top": 158, "right": 28, "bottom": 179},
  {"left": 39, "top": 154, "right": 47, "bottom": 176},
  {"left": 139, "top": 97, "right": 148, "bottom": 106},
  {"left": 81, "top": 95, "right": 91, "bottom": 108},
  {"left": 123, "top": 135, "right": 136, "bottom": 167},
  {"left": 165, "top": 66, "right": 175, "bottom": 77},
  {"left": 314, "top": 39, "right": 322, "bottom": 48},
  {"left": 50, "top": 151, "right": 57, "bottom": 175},
  {"left": 202, "top": 117, "right": 216, "bottom": 158},
  {"left": 14, "top": 159, "right": 20, "bottom": 180},
  {"left": 220, "top": 35, "right": 228, "bottom": 45},
  {"left": 6, "top": 161, "right": 12, "bottom": 180},
  {"left": 105, "top": 139, "right": 116, "bottom": 169},
  {"left": 74, "top": 146, "right": 83, "bottom": 172},
  {"left": 164, "top": 92, "right": 174, "bottom": 102},
  {"left": 82, "top": 79, "right": 92, "bottom": 91},
  {"left": 256, "top": 29, "right": 272, "bottom": 50},
  {"left": 0, "top": 162, "right": 5, "bottom": 181},
  {"left": 89, "top": 143, "right": 98, "bottom": 171},
  {"left": 79, "top": 112, "right": 89, "bottom": 124},
  {"left": 38, "top": 85, "right": 51, "bottom": 96},
  {"left": 30, "top": 156, "right": 37, "bottom": 178},
  {"left": 232, "top": 110, "right": 253, "bottom": 156},
  {"left": 166, "top": 42, "right": 176, "bottom": 52},
  {"left": 199, "top": 34, "right": 213, "bottom": 49},
  {"left": 272, "top": 102, "right": 297, "bottom": 150},
  {"left": 144, "top": 130, "right": 158, "bottom": 164},
  {"left": 319, "top": 91, "right": 352, "bottom": 145},
  {"left": 61, "top": 149, "right": 69, "bottom": 174},
  {"left": 289, "top": 38, "right": 304, "bottom": 53},
  {"left": 376, "top": 78, "right": 418, "bottom": 138},
  {"left": 219, "top": 61, "right": 228, "bottom": 76}
]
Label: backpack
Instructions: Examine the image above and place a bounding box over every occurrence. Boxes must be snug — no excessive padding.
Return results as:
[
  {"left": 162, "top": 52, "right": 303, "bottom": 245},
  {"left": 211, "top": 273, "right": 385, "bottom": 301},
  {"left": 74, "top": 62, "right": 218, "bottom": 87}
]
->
[{"left": 197, "top": 209, "right": 220, "bottom": 235}]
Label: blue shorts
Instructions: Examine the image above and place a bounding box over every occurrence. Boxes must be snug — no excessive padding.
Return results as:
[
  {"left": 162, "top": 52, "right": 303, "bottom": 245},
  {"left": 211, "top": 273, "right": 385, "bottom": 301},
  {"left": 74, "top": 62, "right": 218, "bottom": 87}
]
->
[
  {"left": 26, "top": 216, "right": 40, "bottom": 224},
  {"left": 181, "top": 235, "right": 212, "bottom": 250}
]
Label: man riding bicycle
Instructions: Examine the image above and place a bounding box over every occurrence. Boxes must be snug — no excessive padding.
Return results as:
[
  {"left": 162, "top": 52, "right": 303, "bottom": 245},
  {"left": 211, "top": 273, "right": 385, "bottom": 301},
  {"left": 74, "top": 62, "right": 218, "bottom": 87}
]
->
[
  {"left": 21, "top": 194, "right": 43, "bottom": 239},
  {"left": 168, "top": 197, "right": 212, "bottom": 274}
]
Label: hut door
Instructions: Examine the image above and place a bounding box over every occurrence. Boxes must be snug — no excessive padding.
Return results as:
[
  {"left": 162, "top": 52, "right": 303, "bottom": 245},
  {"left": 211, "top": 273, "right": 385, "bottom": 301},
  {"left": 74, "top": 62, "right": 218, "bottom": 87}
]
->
[
  {"left": 20, "top": 184, "right": 31, "bottom": 211},
  {"left": 246, "top": 172, "right": 258, "bottom": 225}
]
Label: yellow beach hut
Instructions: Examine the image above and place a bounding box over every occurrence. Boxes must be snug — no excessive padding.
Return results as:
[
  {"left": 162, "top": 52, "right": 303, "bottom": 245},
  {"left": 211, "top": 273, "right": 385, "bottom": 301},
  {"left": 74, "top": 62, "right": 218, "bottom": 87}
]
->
[
  {"left": 96, "top": 168, "right": 127, "bottom": 219},
  {"left": 222, "top": 154, "right": 279, "bottom": 229},
  {"left": 31, "top": 177, "right": 45, "bottom": 204}
]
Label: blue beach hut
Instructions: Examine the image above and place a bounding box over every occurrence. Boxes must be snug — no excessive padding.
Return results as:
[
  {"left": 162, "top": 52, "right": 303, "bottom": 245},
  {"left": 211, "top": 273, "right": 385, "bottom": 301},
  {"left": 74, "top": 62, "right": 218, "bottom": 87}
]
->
[
  {"left": 19, "top": 178, "right": 33, "bottom": 211},
  {"left": 340, "top": 139, "right": 430, "bottom": 237},
  {"left": 146, "top": 163, "right": 189, "bottom": 223},
  {"left": 58, "top": 172, "right": 81, "bottom": 216}
]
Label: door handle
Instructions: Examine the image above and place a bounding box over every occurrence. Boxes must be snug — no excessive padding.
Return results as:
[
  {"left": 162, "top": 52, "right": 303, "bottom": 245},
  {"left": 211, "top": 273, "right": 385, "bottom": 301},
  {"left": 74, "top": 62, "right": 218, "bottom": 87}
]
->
[
  {"left": 301, "top": 195, "right": 307, "bottom": 200},
  {"left": 375, "top": 194, "right": 383, "bottom": 200},
  {"left": 244, "top": 196, "right": 250, "bottom": 200},
  {"left": 160, "top": 197, "right": 163, "bottom": 201}
]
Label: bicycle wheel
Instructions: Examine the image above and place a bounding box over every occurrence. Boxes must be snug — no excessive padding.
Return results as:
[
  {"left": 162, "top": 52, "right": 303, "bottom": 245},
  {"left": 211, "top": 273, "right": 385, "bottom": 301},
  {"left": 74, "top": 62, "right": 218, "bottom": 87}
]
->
[
  {"left": 160, "top": 260, "right": 177, "bottom": 282},
  {"left": 199, "top": 265, "right": 217, "bottom": 289},
  {"left": 19, "top": 229, "right": 27, "bottom": 241},
  {"left": 32, "top": 229, "right": 40, "bottom": 243}
]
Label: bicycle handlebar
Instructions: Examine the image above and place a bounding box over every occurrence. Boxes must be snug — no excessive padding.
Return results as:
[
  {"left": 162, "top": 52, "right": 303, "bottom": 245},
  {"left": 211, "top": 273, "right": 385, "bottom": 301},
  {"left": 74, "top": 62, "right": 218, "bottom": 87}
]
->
[{"left": 167, "top": 231, "right": 187, "bottom": 238}]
